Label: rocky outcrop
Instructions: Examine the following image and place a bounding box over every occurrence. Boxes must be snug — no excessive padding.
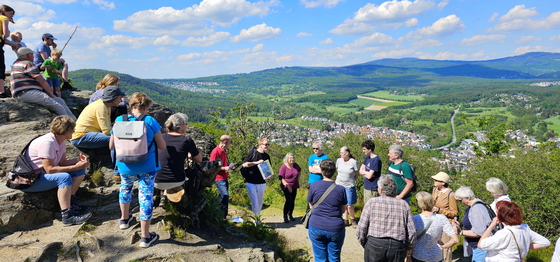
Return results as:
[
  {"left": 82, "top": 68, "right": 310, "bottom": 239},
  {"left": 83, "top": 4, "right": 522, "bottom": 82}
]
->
[{"left": 0, "top": 90, "right": 216, "bottom": 234}]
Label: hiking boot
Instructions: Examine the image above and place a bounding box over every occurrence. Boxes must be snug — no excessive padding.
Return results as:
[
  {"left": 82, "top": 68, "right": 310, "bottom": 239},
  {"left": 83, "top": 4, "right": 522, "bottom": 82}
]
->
[
  {"left": 61, "top": 207, "right": 92, "bottom": 226},
  {"left": 120, "top": 214, "right": 133, "bottom": 229},
  {"left": 139, "top": 232, "right": 158, "bottom": 248},
  {"left": 71, "top": 195, "right": 89, "bottom": 214},
  {"left": 62, "top": 81, "right": 77, "bottom": 91}
]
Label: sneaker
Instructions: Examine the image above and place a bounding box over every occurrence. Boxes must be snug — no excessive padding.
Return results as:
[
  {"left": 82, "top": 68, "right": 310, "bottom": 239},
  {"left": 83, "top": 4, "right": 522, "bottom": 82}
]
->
[
  {"left": 120, "top": 214, "right": 133, "bottom": 229},
  {"left": 139, "top": 232, "right": 158, "bottom": 248},
  {"left": 71, "top": 195, "right": 89, "bottom": 214},
  {"left": 62, "top": 207, "right": 92, "bottom": 226}
]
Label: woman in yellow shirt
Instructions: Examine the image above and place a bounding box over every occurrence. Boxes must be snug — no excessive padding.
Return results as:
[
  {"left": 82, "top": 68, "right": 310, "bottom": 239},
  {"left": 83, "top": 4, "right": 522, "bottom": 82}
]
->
[{"left": 0, "top": 5, "right": 15, "bottom": 98}]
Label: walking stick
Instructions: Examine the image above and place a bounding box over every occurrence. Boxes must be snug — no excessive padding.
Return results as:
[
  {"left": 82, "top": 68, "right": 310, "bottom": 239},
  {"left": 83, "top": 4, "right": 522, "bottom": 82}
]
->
[{"left": 61, "top": 26, "right": 78, "bottom": 52}]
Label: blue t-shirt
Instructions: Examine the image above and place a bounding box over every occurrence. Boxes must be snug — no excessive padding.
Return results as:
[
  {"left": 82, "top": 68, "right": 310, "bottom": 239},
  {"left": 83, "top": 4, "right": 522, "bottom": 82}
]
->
[
  {"left": 363, "top": 155, "right": 382, "bottom": 190},
  {"left": 34, "top": 42, "right": 51, "bottom": 67},
  {"left": 112, "top": 115, "right": 162, "bottom": 175},
  {"left": 308, "top": 153, "right": 329, "bottom": 184},
  {"left": 307, "top": 180, "right": 347, "bottom": 232}
]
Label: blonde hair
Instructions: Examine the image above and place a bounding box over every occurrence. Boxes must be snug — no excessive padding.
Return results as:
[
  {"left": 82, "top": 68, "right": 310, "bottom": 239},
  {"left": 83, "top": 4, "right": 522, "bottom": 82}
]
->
[
  {"left": 51, "top": 48, "right": 62, "bottom": 57},
  {"left": 10, "top": 31, "right": 21, "bottom": 39},
  {"left": 129, "top": 92, "right": 153, "bottom": 110},
  {"left": 96, "top": 74, "right": 120, "bottom": 90},
  {"left": 415, "top": 191, "right": 435, "bottom": 211},
  {"left": 50, "top": 115, "right": 75, "bottom": 135},
  {"left": 283, "top": 152, "right": 295, "bottom": 165}
]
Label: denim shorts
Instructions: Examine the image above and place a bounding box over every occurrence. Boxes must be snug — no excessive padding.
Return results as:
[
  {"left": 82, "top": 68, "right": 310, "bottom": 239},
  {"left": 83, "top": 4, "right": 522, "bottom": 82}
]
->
[
  {"left": 345, "top": 186, "right": 357, "bottom": 205},
  {"left": 46, "top": 77, "right": 60, "bottom": 88}
]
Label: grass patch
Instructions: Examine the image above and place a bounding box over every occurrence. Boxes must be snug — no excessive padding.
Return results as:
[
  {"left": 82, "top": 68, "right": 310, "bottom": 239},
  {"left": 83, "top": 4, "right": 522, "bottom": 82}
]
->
[
  {"left": 375, "top": 101, "right": 410, "bottom": 107},
  {"left": 414, "top": 105, "right": 445, "bottom": 110},
  {"left": 542, "top": 116, "right": 560, "bottom": 134},
  {"left": 326, "top": 106, "right": 358, "bottom": 113},
  {"left": 349, "top": 98, "right": 376, "bottom": 107},
  {"left": 362, "top": 90, "right": 423, "bottom": 101}
]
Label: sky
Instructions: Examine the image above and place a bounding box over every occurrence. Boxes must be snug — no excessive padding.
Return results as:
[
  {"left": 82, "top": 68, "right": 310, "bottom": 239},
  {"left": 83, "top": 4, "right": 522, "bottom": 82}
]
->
[{"left": 5, "top": 0, "right": 560, "bottom": 79}]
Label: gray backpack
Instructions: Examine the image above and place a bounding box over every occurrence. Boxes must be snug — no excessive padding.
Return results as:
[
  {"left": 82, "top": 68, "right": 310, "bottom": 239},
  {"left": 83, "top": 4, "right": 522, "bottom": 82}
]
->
[{"left": 113, "top": 114, "right": 155, "bottom": 164}]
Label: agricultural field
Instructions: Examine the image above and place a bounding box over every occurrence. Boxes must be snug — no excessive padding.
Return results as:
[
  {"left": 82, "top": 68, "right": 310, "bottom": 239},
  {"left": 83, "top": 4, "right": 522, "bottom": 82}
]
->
[
  {"left": 542, "top": 116, "right": 560, "bottom": 134},
  {"left": 413, "top": 105, "right": 446, "bottom": 110},
  {"left": 349, "top": 98, "right": 376, "bottom": 107},
  {"left": 361, "top": 90, "right": 424, "bottom": 101}
]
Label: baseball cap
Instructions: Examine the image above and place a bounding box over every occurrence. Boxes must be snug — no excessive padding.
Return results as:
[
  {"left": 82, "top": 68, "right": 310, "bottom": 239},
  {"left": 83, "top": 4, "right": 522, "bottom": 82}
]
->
[
  {"left": 16, "top": 47, "right": 35, "bottom": 57},
  {"left": 42, "top": 33, "right": 57, "bottom": 40}
]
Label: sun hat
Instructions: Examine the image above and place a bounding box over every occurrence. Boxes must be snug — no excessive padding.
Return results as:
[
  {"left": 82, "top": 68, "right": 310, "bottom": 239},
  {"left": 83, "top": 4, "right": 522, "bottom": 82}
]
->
[
  {"left": 431, "top": 172, "right": 450, "bottom": 183},
  {"left": 165, "top": 186, "right": 185, "bottom": 203}
]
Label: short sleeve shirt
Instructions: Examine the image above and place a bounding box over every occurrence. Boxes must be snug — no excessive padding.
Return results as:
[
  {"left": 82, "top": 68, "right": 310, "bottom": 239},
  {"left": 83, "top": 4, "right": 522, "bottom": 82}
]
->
[
  {"left": 335, "top": 158, "right": 358, "bottom": 188},
  {"left": 363, "top": 155, "right": 382, "bottom": 190},
  {"left": 412, "top": 213, "right": 456, "bottom": 261},
  {"left": 34, "top": 42, "right": 51, "bottom": 67},
  {"left": 307, "top": 180, "right": 347, "bottom": 232},
  {"left": 210, "top": 146, "right": 229, "bottom": 181},
  {"left": 41, "top": 59, "right": 63, "bottom": 79},
  {"left": 388, "top": 161, "right": 413, "bottom": 199},
  {"left": 308, "top": 153, "right": 329, "bottom": 184},
  {"left": 27, "top": 132, "right": 65, "bottom": 170},
  {"left": 157, "top": 134, "right": 199, "bottom": 183}
]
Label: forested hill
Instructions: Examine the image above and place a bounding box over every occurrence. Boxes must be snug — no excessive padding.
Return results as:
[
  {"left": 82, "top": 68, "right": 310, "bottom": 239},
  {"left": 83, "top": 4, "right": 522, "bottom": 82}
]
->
[{"left": 70, "top": 69, "right": 237, "bottom": 122}]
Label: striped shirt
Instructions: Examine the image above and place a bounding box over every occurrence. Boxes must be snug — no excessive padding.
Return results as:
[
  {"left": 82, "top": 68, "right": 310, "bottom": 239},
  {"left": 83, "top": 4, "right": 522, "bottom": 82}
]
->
[
  {"left": 10, "top": 58, "right": 43, "bottom": 96},
  {"left": 356, "top": 195, "right": 417, "bottom": 248}
]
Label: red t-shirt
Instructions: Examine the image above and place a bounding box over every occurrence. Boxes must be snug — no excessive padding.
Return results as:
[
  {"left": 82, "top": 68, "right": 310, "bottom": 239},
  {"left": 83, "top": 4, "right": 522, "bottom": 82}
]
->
[{"left": 210, "top": 146, "right": 229, "bottom": 181}]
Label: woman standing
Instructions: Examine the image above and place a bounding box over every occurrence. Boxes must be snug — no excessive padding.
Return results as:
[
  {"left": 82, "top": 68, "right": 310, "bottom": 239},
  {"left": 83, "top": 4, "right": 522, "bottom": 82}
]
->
[
  {"left": 22, "top": 116, "right": 91, "bottom": 225},
  {"left": 307, "top": 159, "right": 347, "bottom": 262},
  {"left": 0, "top": 5, "right": 15, "bottom": 98},
  {"left": 278, "top": 152, "right": 301, "bottom": 223},
  {"left": 486, "top": 177, "right": 511, "bottom": 214},
  {"left": 453, "top": 186, "right": 493, "bottom": 262},
  {"left": 110, "top": 92, "right": 166, "bottom": 248},
  {"left": 410, "top": 191, "right": 459, "bottom": 262},
  {"left": 335, "top": 146, "right": 359, "bottom": 227},
  {"left": 431, "top": 172, "right": 458, "bottom": 262},
  {"left": 479, "top": 201, "right": 550, "bottom": 261}
]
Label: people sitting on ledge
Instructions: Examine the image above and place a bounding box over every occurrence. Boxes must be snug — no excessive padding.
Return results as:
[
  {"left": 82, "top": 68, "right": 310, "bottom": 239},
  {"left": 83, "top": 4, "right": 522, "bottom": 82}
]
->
[{"left": 33, "top": 33, "right": 76, "bottom": 91}]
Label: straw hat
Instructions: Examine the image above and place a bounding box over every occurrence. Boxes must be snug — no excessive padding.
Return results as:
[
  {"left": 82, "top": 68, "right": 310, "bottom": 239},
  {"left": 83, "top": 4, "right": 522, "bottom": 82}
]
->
[
  {"left": 165, "top": 186, "right": 185, "bottom": 203},
  {"left": 431, "top": 172, "right": 450, "bottom": 183}
]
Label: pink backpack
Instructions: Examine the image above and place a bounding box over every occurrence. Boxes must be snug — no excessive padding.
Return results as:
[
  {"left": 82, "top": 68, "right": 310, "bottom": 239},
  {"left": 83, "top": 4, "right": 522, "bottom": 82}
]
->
[{"left": 113, "top": 114, "right": 155, "bottom": 163}]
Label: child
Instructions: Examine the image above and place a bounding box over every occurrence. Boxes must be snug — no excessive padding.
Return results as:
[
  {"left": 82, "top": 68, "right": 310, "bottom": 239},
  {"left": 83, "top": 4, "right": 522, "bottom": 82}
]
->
[
  {"left": 40, "top": 48, "right": 64, "bottom": 97},
  {"left": 10, "top": 31, "right": 25, "bottom": 53}
]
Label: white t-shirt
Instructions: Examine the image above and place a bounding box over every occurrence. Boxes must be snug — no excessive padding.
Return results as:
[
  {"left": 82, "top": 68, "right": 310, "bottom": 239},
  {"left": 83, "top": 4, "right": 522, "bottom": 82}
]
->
[
  {"left": 552, "top": 237, "right": 560, "bottom": 262},
  {"left": 335, "top": 158, "right": 358, "bottom": 188},
  {"left": 479, "top": 224, "right": 550, "bottom": 262},
  {"left": 412, "top": 213, "right": 456, "bottom": 262}
]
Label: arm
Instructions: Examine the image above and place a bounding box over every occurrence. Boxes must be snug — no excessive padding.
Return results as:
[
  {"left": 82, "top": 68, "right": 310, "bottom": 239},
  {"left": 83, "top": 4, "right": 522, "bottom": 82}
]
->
[
  {"left": 96, "top": 105, "right": 112, "bottom": 135},
  {"left": 2, "top": 20, "right": 11, "bottom": 46},
  {"left": 210, "top": 149, "right": 229, "bottom": 171},
  {"left": 529, "top": 228, "right": 551, "bottom": 250},
  {"left": 40, "top": 58, "right": 51, "bottom": 70},
  {"left": 109, "top": 134, "right": 115, "bottom": 150},
  {"left": 34, "top": 75, "right": 55, "bottom": 98},
  {"left": 397, "top": 178, "right": 414, "bottom": 199},
  {"left": 154, "top": 131, "right": 166, "bottom": 150},
  {"left": 309, "top": 165, "right": 321, "bottom": 174},
  {"left": 441, "top": 234, "right": 459, "bottom": 249},
  {"left": 41, "top": 156, "right": 89, "bottom": 174},
  {"left": 242, "top": 152, "right": 263, "bottom": 168},
  {"left": 193, "top": 153, "right": 202, "bottom": 163}
]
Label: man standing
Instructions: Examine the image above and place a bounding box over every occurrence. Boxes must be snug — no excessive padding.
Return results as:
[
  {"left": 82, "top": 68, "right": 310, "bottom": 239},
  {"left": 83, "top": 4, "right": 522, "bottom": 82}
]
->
[
  {"left": 308, "top": 141, "right": 329, "bottom": 185},
  {"left": 10, "top": 47, "right": 76, "bottom": 119},
  {"left": 71, "top": 86, "right": 125, "bottom": 148},
  {"left": 33, "top": 33, "right": 75, "bottom": 90},
  {"left": 359, "top": 139, "right": 382, "bottom": 204},
  {"left": 211, "top": 135, "right": 232, "bottom": 219},
  {"left": 356, "top": 175, "right": 416, "bottom": 262},
  {"left": 387, "top": 144, "right": 414, "bottom": 202},
  {"left": 241, "top": 138, "right": 271, "bottom": 221}
]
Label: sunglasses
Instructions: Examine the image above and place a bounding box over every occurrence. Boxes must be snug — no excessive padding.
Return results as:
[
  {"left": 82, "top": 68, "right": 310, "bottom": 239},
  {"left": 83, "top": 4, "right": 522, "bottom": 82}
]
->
[
  {"left": 262, "top": 143, "right": 269, "bottom": 146},
  {"left": 313, "top": 148, "right": 319, "bottom": 150}
]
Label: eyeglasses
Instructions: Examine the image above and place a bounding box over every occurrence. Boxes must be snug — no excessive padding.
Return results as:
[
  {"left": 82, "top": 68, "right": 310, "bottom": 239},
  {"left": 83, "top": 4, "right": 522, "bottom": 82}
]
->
[
  {"left": 313, "top": 148, "right": 319, "bottom": 150},
  {"left": 262, "top": 143, "right": 269, "bottom": 146}
]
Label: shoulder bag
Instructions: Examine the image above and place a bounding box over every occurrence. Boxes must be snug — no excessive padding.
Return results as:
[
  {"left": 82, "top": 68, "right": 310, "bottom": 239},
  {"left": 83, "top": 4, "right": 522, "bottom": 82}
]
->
[{"left": 302, "top": 183, "right": 337, "bottom": 229}]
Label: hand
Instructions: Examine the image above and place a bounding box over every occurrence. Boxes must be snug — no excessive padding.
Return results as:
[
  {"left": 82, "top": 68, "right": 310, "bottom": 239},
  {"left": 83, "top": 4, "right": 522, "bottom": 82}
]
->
[
  {"left": 490, "top": 217, "right": 500, "bottom": 226},
  {"left": 75, "top": 159, "right": 90, "bottom": 169},
  {"left": 52, "top": 42, "right": 57, "bottom": 48},
  {"left": 79, "top": 153, "right": 88, "bottom": 162},
  {"left": 256, "top": 160, "right": 264, "bottom": 165},
  {"left": 286, "top": 184, "right": 292, "bottom": 193},
  {"left": 451, "top": 219, "right": 460, "bottom": 227},
  {"left": 437, "top": 240, "right": 444, "bottom": 246},
  {"left": 43, "top": 65, "right": 52, "bottom": 70}
]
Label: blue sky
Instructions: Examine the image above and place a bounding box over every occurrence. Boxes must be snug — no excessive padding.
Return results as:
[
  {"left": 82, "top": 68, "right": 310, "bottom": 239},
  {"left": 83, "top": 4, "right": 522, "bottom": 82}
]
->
[{"left": 5, "top": 0, "right": 560, "bottom": 79}]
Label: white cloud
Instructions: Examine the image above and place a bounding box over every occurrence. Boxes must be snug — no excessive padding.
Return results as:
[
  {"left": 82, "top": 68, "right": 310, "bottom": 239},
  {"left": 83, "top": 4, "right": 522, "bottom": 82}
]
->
[
  {"left": 488, "top": 12, "right": 499, "bottom": 22},
  {"left": 320, "top": 38, "right": 333, "bottom": 44},
  {"left": 182, "top": 32, "right": 231, "bottom": 47},
  {"left": 329, "top": 21, "right": 375, "bottom": 36},
  {"left": 92, "top": 0, "right": 115, "bottom": 10},
  {"left": 345, "top": 33, "right": 396, "bottom": 48},
  {"left": 113, "top": 0, "right": 279, "bottom": 36},
  {"left": 416, "top": 14, "right": 465, "bottom": 37},
  {"left": 297, "top": 32, "right": 312, "bottom": 37},
  {"left": 498, "top": 5, "right": 538, "bottom": 22},
  {"left": 353, "top": 0, "right": 435, "bottom": 23},
  {"left": 405, "top": 18, "right": 418, "bottom": 27},
  {"left": 88, "top": 35, "right": 153, "bottom": 50},
  {"left": 488, "top": 10, "right": 560, "bottom": 33},
  {"left": 253, "top": 43, "right": 264, "bottom": 52},
  {"left": 158, "top": 47, "right": 173, "bottom": 53},
  {"left": 300, "top": 0, "right": 345, "bottom": 8},
  {"left": 515, "top": 35, "right": 542, "bottom": 43},
  {"left": 178, "top": 53, "right": 202, "bottom": 60},
  {"left": 230, "top": 23, "right": 281, "bottom": 42},
  {"left": 372, "top": 49, "right": 414, "bottom": 58},
  {"left": 276, "top": 54, "right": 296, "bottom": 62},
  {"left": 153, "top": 35, "right": 180, "bottom": 46},
  {"left": 437, "top": 1, "right": 448, "bottom": 9},
  {"left": 412, "top": 39, "right": 442, "bottom": 48},
  {"left": 471, "top": 50, "right": 485, "bottom": 58},
  {"left": 7, "top": 1, "right": 56, "bottom": 23},
  {"left": 416, "top": 51, "right": 468, "bottom": 60},
  {"left": 512, "top": 45, "right": 560, "bottom": 55},
  {"left": 461, "top": 34, "right": 506, "bottom": 46},
  {"left": 550, "top": 35, "right": 560, "bottom": 41}
]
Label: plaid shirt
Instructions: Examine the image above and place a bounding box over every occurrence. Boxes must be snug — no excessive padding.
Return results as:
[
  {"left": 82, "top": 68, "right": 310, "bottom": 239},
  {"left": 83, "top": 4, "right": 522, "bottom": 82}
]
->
[{"left": 356, "top": 195, "right": 417, "bottom": 248}]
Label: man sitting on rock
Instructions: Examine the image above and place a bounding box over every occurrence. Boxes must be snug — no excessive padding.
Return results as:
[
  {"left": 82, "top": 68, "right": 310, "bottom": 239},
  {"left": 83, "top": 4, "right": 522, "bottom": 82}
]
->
[
  {"left": 10, "top": 47, "right": 76, "bottom": 119},
  {"left": 70, "top": 86, "right": 126, "bottom": 148}
]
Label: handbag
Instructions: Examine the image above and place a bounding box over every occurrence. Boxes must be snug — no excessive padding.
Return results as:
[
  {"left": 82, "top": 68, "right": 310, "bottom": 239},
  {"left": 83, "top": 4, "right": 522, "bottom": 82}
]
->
[
  {"left": 508, "top": 229, "right": 527, "bottom": 262},
  {"left": 302, "top": 183, "right": 337, "bottom": 229},
  {"left": 5, "top": 136, "right": 41, "bottom": 190}
]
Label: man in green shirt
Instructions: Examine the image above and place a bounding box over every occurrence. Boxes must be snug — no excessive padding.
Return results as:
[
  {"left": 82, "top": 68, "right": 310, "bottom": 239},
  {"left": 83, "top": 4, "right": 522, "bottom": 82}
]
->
[{"left": 387, "top": 144, "right": 414, "bottom": 203}]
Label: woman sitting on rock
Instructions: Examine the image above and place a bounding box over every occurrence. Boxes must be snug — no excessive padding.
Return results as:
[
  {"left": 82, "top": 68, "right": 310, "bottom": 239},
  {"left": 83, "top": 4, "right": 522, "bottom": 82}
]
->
[{"left": 23, "top": 115, "right": 92, "bottom": 226}]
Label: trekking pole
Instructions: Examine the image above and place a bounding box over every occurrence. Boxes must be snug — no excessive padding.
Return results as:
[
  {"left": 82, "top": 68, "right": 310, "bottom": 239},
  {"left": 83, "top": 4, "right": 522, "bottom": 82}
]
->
[{"left": 61, "top": 26, "right": 78, "bottom": 52}]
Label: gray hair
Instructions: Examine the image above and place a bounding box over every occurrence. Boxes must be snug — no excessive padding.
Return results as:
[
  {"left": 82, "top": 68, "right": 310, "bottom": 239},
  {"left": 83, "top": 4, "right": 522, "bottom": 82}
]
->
[
  {"left": 454, "top": 186, "right": 476, "bottom": 200},
  {"left": 416, "top": 191, "right": 434, "bottom": 211},
  {"left": 486, "top": 177, "right": 508, "bottom": 196},
  {"left": 389, "top": 144, "right": 404, "bottom": 158},
  {"left": 312, "top": 141, "right": 322, "bottom": 150},
  {"left": 165, "top": 113, "right": 188, "bottom": 132},
  {"left": 377, "top": 175, "right": 397, "bottom": 197},
  {"left": 283, "top": 152, "right": 295, "bottom": 165}
]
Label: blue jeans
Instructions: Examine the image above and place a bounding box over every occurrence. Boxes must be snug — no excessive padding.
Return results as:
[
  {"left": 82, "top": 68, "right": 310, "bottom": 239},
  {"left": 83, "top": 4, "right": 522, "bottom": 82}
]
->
[
  {"left": 70, "top": 132, "right": 110, "bottom": 148},
  {"left": 215, "top": 180, "right": 229, "bottom": 218},
  {"left": 364, "top": 237, "right": 406, "bottom": 262},
  {"left": 308, "top": 225, "right": 345, "bottom": 262},
  {"left": 472, "top": 247, "right": 487, "bottom": 262},
  {"left": 22, "top": 169, "right": 86, "bottom": 192}
]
